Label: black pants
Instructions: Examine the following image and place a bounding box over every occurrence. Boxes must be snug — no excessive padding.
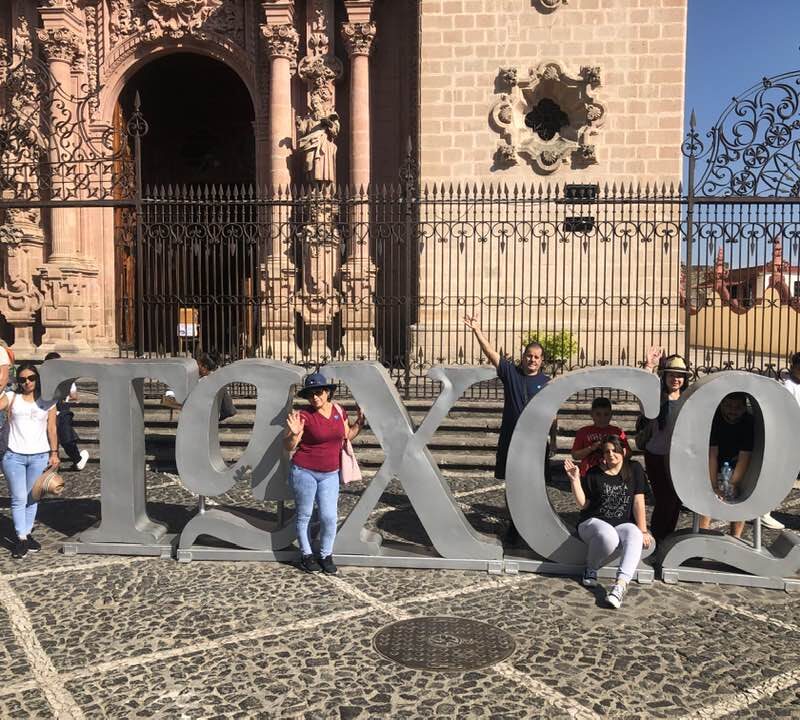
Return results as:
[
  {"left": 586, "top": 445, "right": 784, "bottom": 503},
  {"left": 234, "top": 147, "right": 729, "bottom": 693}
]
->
[
  {"left": 62, "top": 440, "right": 82, "bottom": 465},
  {"left": 645, "top": 451, "right": 680, "bottom": 542}
]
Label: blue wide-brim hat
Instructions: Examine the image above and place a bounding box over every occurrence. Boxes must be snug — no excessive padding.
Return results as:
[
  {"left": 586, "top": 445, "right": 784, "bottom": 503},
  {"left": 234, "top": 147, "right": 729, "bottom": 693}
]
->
[{"left": 297, "top": 371, "right": 337, "bottom": 398}]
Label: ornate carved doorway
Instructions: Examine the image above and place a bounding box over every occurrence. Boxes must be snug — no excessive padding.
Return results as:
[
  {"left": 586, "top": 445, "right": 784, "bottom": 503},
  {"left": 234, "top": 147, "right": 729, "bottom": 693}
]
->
[{"left": 114, "top": 53, "right": 257, "bottom": 356}]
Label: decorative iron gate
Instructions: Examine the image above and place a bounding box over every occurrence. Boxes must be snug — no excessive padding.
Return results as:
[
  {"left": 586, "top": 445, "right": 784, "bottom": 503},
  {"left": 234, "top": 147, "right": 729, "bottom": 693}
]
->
[
  {"left": 683, "top": 71, "right": 800, "bottom": 376},
  {"left": 137, "top": 180, "right": 685, "bottom": 395}
]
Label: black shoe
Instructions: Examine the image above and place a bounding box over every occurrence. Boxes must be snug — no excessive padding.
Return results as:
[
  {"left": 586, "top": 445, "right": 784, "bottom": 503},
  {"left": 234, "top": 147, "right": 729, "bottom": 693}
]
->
[
  {"left": 11, "top": 538, "right": 28, "bottom": 560},
  {"left": 26, "top": 536, "right": 41, "bottom": 553},
  {"left": 299, "top": 554, "right": 321, "bottom": 573},
  {"left": 318, "top": 555, "right": 338, "bottom": 575}
]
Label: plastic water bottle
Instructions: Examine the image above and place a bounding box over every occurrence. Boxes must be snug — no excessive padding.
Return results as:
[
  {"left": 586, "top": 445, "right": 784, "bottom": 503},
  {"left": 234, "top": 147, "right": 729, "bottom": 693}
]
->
[{"left": 719, "top": 461, "right": 734, "bottom": 501}]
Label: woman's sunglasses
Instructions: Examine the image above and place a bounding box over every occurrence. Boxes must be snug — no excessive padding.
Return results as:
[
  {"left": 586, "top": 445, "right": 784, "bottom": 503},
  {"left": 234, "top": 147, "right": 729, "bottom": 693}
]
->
[{"left": 17, "top": 375, "right": 37, "bottom": 384}]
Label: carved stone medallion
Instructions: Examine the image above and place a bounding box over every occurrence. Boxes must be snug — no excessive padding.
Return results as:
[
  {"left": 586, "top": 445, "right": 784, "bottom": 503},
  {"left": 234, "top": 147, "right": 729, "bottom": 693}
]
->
[{"left": 490, "top": 61, "right": 606, "bottom": 174}]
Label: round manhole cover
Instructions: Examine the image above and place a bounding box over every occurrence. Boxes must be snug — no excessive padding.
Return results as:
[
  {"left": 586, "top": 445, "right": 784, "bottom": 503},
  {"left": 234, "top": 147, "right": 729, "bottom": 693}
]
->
[{"left": 372, "top": 616, "right": 515, "bottom": 671}]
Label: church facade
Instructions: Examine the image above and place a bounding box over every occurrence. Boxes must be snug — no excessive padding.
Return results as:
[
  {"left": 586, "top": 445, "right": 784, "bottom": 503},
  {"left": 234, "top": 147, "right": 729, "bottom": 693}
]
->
[{"left": 0, "top": 0, "right": 688, "bottom": 365}]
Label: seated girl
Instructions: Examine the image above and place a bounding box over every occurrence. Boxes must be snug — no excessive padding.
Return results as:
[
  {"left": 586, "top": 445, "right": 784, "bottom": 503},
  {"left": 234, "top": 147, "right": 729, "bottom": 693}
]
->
[{"left": 564, "top": 435, "right": 653, "bottom": 608}]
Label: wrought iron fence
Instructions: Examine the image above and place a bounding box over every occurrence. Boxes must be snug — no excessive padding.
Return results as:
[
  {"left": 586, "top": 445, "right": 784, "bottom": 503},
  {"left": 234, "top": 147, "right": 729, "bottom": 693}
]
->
[{"left": 133, "top": 182, "right": 687, "bottom": 396}]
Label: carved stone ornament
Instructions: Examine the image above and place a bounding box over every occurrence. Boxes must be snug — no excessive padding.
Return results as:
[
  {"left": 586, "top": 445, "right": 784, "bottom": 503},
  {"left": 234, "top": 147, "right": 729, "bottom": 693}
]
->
[
  {"left": 35, "top": 27, "right": 86, "bottom": 66},
  {"left": 0, "top": 221, "right": 44, "bottom": 322},
  {"left": 489, "top": 61, "right": 606, "bottom": 174},
  {"left": 297, "top": 0, "right": 343, "bottom": 173},
  {"left": 261, "top": 23, "right": 300, "bottom": 60},
  {"left": 495, "top": 142, "right": 518, "bottom": 167},
  {"left": 145, "top": 0, "right": 223, "bottom": 37},
  {"left": 298, "top": 3, "right": 343, "bottom": 119},
  {"left": 341, "top": 22, "right": 376, "bottom": 57},
  {"left": 497, "top": 66, "right": 518, "bottom": 90},
  {"left": 0, "top": 39, "right": 8, "bottom": 85},
  {"left": 109, "top": 0, "right": 242, "bottom": 46},
  {"left": 38, "top": 0, "right": 77, "bottom": 12}
]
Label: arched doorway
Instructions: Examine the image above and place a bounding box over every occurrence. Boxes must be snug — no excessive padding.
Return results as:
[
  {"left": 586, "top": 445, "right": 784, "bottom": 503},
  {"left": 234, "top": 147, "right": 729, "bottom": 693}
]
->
[
  {"left": 114, "top": 53, "right": 257, "bottom": 356},
  {"left": 119, "top": 53, "right": 255, "bottom": 187}
]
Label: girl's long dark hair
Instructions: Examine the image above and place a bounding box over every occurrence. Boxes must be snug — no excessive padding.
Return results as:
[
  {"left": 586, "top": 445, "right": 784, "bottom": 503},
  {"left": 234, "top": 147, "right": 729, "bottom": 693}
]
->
[
  {"left": 602, "top": 435, "right": 632, "bottom": 484},
  {"left": 16, "top": 361, "right": 41, "bottom": 400}
]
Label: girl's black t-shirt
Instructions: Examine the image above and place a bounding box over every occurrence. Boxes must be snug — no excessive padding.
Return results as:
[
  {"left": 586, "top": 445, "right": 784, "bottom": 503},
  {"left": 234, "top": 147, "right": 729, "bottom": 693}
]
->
[{"left": 579, "top": 463, "right": 648, "bottom": 527}]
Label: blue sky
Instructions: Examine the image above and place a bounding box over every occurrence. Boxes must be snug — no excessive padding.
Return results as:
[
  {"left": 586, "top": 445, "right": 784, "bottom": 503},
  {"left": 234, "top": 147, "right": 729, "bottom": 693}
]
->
[{"left": 685, "top": 0, "right": 800, "bottom": 134}]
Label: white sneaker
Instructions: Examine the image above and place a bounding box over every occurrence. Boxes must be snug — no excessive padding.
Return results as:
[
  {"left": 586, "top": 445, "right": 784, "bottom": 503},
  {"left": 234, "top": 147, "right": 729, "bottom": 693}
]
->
[
  {"left": 759, "top": 512, "right": 785, "bottom": 530},
  {"left": 76, "top": 450, "right": 89, "bottom": 471},
  {"left": 605, "top": 581, "right": 628, "bottom": 609}
]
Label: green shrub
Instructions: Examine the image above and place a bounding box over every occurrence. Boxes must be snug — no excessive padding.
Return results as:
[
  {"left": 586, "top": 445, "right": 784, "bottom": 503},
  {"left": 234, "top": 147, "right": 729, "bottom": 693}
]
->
[{"left": 521, "top": 330, "right": 578, "bottom": 373}]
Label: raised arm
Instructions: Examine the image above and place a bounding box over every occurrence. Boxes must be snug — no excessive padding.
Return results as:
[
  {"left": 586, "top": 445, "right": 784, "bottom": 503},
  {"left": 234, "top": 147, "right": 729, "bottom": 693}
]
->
[
  {"left": 644, "top": 346, "right": 664, "bottom": 373},
  {"left": 463, "top": 314, "right": 500, "bottom": 368},
  {"left": 564, "top": 459, "right": 588, "bottom": 510},
  {"left": 284, "top": 411, "right": 305, "bottom": 452}
]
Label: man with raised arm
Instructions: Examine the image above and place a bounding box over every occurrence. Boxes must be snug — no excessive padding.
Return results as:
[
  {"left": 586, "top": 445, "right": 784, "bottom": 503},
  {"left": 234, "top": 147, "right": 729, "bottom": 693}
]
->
[{"left": 464, "top": 315, "right": 551, "bottom": 544}]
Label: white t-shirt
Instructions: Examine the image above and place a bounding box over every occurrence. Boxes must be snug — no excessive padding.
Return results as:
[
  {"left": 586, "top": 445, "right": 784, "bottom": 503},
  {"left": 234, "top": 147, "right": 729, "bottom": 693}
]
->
[
  {"left": 5, "top": 391, "right": 54, "bottom": 455},
  {"left": 782, "top": 376, "right": 800, "bottom": 408}
]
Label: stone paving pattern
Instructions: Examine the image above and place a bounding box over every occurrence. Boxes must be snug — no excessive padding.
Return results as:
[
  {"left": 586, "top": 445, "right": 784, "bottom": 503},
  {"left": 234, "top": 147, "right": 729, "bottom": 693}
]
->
[{"left": 0, "top": 463, "right": 798, "bottom": 719}]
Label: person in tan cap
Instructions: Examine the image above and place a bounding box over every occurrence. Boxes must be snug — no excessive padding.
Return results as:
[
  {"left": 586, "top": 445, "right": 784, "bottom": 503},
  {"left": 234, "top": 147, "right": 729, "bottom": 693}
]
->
[{"left": 636, "top": 347, "right": 692, "bottom": 541}]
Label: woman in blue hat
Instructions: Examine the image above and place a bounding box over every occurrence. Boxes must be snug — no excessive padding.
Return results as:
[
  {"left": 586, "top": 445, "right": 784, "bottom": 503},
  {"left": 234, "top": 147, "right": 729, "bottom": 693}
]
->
[{"left": 284, "top": 371, "right": 364, "bottom": 574}]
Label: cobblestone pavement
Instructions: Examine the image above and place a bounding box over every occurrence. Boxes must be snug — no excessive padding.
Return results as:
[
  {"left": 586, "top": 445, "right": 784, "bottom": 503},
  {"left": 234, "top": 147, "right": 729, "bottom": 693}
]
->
[{"left": 0, "top": 465, "right": 798, "bottom": 719}]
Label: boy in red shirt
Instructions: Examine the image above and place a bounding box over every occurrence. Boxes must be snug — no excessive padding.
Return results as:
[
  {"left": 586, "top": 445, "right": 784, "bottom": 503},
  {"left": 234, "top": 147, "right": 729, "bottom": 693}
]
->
[{"left": 571, "top": 397, "right": 630, "bottom": 477}]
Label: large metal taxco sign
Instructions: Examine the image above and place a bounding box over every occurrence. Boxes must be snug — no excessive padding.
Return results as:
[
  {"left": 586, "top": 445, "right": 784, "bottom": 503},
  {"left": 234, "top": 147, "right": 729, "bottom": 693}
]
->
[{"left": 39, "top": 359, "right": 800, "bottom": 591}]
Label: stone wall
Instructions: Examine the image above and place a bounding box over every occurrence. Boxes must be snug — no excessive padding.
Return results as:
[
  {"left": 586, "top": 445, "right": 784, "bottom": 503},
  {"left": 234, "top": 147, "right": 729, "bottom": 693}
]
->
[{"left": 418, "top": 0, "right": 688, "bottom": 186}]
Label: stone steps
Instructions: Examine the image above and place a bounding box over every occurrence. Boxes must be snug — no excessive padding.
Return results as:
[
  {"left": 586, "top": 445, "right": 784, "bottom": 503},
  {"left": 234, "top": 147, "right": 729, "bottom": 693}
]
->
[{"left": 62, "top": 395, "right": 644, "bottom": 473}]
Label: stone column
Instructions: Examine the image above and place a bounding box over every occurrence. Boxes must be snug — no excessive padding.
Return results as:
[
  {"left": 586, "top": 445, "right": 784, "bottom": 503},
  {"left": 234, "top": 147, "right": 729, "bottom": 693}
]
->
[
  {"left": 342, "top": 21, "right": 375, "bottom": 190},
  {"left": 260, "top": 9, "right": 300, "bottom": 360},
  {"left": 35, "top": 19, "right": 99, "bottom": 354},
  {"left": 262, "top": 23, "right": 299, "bottom": 188},
  {"left": 341, "top": 15, "right": 377, "bottom": 359}
]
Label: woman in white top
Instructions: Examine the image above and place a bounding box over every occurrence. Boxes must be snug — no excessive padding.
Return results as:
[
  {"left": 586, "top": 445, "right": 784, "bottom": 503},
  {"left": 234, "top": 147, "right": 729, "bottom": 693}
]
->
[{"left": 0, "top": 362, "right": 58, "bottom": 559}]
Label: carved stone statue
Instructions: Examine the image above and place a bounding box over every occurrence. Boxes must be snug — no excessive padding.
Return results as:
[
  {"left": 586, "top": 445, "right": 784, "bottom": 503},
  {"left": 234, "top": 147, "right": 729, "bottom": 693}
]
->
[{"left": 295, "top": 104, "right": 340, "bottom": 187}]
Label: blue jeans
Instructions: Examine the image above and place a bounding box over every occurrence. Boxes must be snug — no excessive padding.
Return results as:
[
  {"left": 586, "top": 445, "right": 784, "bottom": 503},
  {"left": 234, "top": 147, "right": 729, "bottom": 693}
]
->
[
  {"left": 2, "top": 450, "right": 49, "bottom": 538},
  {"left": 290, "top": 463, "right": 339, "bottom": 557}
]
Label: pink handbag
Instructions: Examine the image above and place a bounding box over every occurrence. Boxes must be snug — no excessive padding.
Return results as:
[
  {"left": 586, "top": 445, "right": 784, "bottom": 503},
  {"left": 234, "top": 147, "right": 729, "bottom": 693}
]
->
[{"left": 335, "top": 403, "right": 362, "bottom": 484}]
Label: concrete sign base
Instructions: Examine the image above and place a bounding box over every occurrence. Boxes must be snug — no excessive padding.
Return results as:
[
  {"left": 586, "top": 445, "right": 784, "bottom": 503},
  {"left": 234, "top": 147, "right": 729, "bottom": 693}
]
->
[{"left": 62, "top": 535, "right": 177, "bottom": 559}]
